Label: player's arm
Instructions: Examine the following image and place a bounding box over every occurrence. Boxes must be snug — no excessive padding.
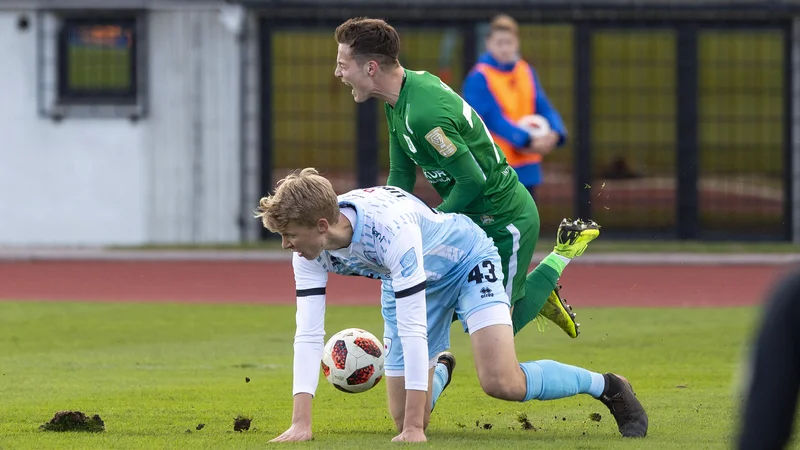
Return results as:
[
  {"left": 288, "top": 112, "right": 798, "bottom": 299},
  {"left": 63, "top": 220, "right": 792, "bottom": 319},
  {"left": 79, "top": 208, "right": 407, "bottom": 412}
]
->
[
  {"left": 462, "top": 69, "right": 532, "bottom": 149},
  {"left": 411, "top": 113, "right": 486, "bottom": 214},
  {"left": 270, "top": 253, "right": 329, "bottom": 443},
  {"left": 383, "top": 225, "right": 428, "bottom": 438},
  {"left": 385, "top": 104, "right": 417, "bottom": 191},
  {"left": 531, "top": 66, "right": 568, "bottom": 147}
]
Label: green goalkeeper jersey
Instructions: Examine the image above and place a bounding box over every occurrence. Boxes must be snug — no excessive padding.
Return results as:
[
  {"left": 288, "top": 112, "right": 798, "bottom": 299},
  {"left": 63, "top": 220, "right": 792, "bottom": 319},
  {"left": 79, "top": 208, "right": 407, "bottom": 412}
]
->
[{"left": 385, "top": 69, "right": 528, "bottom": 228}]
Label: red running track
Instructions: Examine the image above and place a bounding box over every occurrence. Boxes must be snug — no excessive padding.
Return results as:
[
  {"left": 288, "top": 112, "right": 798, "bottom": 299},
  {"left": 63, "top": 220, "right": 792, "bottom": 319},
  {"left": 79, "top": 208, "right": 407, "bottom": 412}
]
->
[{"left": 0, "top": 261, "right": 793, "bottom": 307}]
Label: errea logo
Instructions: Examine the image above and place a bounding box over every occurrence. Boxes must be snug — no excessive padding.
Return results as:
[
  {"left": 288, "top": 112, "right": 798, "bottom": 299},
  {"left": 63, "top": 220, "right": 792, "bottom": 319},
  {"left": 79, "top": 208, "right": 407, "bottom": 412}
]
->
[{"left": 480, "top": 287, "right": 493, "bottom": 298}]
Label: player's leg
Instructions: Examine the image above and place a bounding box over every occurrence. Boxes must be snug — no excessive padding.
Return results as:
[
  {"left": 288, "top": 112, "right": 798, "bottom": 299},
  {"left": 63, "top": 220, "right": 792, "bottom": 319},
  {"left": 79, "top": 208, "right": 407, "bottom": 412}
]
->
[
  {"left": 430, "top": 352, "right": 455, "bottom": 412},
  {"left": 508, "top": 183, "right": 600, "bottom": 337},
  {"left": 467, "top": 313, "right": 647, "bottom": 437},
  {"left": 383, "top": 282, "right": 458, "bottom": 428},
  {"left": 456, "top": 251, "right": 647, "bottom": 438},
  {"left": 432, "top": 226, "right": 521, "bottom": 408},
  {"left": 385, "top": 368, "right": 436, "bottom": 432},
  {"left": 382, "top": 310, "right": 437, "bottom": 432},
  {"left": 480, "top": 189, "right": 564, "bottom": 336},
  {"left": 530, "top": 217, "right": 601, "bottom": 335}
]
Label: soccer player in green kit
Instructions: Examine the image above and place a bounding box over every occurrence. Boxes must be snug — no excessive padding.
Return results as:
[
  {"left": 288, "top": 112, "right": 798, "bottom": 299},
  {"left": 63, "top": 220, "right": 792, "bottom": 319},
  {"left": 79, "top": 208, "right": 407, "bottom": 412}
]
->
[{"left": 333, "top": 19, "right": 598, "bottom": 347}]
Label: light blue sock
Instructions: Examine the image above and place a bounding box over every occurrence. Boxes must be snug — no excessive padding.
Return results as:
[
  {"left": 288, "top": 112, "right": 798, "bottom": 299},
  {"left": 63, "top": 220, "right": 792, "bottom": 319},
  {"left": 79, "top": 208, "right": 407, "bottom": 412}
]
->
[
  {"left": 430, "top": 362, "right": 450, "bottom": 411},
  {"left": 519, "top": 360, "right": 606, "bottom": 401}
]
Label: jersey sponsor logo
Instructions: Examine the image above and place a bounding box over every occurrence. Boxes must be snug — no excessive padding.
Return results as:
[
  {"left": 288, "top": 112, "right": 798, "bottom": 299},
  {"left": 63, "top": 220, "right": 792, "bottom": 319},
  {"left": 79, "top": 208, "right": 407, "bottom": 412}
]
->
[
  {"left": 372, "top": 227, "right": 387, "bottom": 243},
  {"left": 480, "top": 286, "right": 494, "bottom": 298},
  {"left": 425, "top": 127, "right": 457, "bottom": 157},
  {"left": 422, "top": 168, "right": 452, "bottom": 184},
  {"left": 364, "top": 250, "right": 380, "bottom": 264},
  {"left": 399, "top": 248, "right": 418, "bottom": 277}
]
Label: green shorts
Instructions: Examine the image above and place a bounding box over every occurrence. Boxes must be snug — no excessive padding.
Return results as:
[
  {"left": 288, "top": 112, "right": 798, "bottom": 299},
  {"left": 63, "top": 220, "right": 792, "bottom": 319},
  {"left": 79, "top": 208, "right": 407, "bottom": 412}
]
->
[{"left": 481, "top": 186, "right": 540, "bottom": 306}]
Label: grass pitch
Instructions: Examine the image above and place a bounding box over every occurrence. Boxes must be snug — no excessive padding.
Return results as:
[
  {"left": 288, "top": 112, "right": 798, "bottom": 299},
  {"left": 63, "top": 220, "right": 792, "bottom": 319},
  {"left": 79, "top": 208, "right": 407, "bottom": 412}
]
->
[{"left": 0, "top": 301, "right": 773, "bottom": 449}]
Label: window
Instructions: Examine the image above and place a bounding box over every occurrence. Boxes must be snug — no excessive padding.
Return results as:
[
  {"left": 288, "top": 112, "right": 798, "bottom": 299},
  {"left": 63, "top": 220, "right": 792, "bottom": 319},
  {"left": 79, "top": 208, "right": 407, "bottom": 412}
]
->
[
  {"left": 37, "top": 11, "right": 147, "bottom": 120},
  {"left": 58, "top": 18, "right": 137, "bottom": 104}
]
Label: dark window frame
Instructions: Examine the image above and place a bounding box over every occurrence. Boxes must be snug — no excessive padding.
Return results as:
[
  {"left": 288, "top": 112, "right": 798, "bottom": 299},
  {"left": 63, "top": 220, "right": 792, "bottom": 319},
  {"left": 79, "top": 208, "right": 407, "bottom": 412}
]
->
[{"left": 56, "top": 15, "right": 139, "bottom": 105}]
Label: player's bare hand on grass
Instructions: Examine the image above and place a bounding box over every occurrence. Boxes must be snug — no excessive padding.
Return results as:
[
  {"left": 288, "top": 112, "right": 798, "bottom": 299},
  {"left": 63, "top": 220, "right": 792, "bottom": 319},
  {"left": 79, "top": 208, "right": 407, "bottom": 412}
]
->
[
  {"left": 392, "top": 427, "right": 427, "bottom": 443},
  {"left": 269, "top": 424, "right": 312, "bottom": 443}
]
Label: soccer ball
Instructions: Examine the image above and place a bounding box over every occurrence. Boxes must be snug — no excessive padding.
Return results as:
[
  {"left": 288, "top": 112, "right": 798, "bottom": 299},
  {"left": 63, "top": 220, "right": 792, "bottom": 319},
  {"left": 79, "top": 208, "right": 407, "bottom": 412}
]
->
[
  {"left": 517, "top": 114, "right": 551, "bottom": 139},
  {"left": 321, "top": 328, "right": 385, "bottom": 394}
]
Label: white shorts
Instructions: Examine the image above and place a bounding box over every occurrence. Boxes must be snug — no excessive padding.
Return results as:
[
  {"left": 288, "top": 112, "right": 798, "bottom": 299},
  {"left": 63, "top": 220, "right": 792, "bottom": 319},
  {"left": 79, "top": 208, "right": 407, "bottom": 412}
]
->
[{"left": 465, "top": 302, "right": 513, "bottom": 334}]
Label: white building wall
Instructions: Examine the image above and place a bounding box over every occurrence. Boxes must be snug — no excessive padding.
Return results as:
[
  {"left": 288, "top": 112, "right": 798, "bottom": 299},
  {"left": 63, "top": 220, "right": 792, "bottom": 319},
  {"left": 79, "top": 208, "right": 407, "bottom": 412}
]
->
[
  {"left": 0, "top": 11, "right": 147, "bottom": 245},
  {"left": 145, "top": 8, "right": 242, "bottom": 243},
  {"left": 0, "top": 4, "right": 246, "bottom": 246}
]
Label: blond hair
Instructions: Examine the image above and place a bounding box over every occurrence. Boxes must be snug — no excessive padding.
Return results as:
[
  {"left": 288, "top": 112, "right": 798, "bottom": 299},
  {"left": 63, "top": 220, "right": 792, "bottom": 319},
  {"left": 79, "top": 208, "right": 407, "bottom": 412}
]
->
[
  {"left": 489, "top": 14, "right": 519, "bottom": 36},
  {"left": 254, "top": 168, "right": 339, "bottom": 233}
]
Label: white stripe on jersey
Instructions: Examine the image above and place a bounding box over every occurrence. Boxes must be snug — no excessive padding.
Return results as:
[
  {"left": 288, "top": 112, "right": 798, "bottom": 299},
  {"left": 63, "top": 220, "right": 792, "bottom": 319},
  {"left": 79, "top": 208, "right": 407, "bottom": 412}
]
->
[
  {"left": 469, "top": 152, "right": 487, "bottom": 181},
  {"left": 505, "top": 224, "right": 521, "bottom": 301}
]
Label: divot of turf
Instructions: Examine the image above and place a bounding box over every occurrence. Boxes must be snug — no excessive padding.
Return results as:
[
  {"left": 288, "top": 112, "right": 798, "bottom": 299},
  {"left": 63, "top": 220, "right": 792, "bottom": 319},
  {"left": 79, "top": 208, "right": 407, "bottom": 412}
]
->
[
  {"left": 39, "top": 411, "right": 105, "bottom": 432},
  {"left": 233, "top": 415, "right": 251, "bottom": 432},
  {"left": 517, "top": 413, "right": 538, "bottom": 431}
]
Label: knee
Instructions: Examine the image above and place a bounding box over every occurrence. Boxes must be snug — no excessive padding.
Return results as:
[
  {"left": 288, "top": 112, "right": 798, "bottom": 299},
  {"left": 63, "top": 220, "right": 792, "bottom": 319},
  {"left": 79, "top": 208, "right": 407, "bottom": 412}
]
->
[{"left": 479, "top": 374, "right": 519, "bottom": 401}]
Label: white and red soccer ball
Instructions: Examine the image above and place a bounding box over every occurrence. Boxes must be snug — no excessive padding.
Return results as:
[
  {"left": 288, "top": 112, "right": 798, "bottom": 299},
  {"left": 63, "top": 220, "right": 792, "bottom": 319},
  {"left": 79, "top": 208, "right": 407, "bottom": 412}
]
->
[
  {"left": 321, "top": 328, "right": 385, "bottom": 394},
  {"left": 517, "top": 114, "right": 551, "bottom": 139}
]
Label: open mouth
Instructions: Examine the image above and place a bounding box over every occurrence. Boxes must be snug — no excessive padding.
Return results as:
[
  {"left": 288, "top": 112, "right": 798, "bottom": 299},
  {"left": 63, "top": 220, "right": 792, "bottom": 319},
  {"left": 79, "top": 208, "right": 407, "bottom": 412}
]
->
[{"left": 342, "top": 81, "right": 355, "bottom": 95}]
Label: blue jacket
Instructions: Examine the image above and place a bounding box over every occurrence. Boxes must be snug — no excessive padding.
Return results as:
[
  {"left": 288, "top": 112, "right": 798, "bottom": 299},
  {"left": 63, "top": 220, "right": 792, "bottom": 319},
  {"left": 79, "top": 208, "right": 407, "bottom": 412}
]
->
[{"left": 462, "top": 52, "right": 568, "bottom": 151}]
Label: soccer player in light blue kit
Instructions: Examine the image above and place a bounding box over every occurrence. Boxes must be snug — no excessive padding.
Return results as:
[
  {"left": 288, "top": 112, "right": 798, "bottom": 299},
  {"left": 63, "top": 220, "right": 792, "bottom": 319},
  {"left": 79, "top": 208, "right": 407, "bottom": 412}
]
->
[{"left": 256, "top": 168, "right": 648, "bottom": 444}]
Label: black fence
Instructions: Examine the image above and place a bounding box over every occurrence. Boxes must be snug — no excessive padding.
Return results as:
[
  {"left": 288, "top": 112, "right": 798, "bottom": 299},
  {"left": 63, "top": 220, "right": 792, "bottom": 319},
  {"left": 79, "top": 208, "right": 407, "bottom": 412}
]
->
[{"left": 250, "top": 1, "right": 797, "bottom": 241}]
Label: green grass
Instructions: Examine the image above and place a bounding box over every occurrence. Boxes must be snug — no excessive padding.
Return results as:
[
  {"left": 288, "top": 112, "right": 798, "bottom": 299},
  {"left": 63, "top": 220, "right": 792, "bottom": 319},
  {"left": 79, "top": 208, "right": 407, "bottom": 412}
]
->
[
  {"left": 112, "top": 239, "right": 800, "bottom": 254},
  {"left": 0, "top": 300, "right": 780, "bottom": 449}
]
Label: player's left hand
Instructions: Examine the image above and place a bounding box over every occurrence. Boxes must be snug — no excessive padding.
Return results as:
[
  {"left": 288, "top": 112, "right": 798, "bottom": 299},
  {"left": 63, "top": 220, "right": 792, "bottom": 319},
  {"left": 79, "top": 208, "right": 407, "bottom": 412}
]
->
[
  {"left": 269, "top": 423, "right": 313, "bottom": 443},
  {"left": 392, "top": 427, "right": 427, "bottom": 443}
]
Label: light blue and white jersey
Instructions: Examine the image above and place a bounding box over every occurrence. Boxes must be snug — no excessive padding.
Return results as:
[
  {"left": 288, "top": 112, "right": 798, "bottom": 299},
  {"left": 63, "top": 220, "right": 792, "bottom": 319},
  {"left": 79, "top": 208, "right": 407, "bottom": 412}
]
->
[{"left": 294, "top": 185, "right": 496, "bottom": 295}]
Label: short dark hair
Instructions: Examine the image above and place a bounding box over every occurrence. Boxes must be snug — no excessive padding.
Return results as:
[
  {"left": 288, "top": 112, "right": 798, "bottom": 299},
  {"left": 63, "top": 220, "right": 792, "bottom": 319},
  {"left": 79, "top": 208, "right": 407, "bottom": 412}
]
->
[{"left": 334, "top": 17, "right": 400, "bottom": 69}]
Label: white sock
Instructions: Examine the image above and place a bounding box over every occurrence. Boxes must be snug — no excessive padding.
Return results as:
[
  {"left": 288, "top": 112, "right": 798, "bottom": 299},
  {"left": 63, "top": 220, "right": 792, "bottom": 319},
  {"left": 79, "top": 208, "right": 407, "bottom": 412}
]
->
[{"left": 555, "top": 253, "right": 571, "bottom": 266}]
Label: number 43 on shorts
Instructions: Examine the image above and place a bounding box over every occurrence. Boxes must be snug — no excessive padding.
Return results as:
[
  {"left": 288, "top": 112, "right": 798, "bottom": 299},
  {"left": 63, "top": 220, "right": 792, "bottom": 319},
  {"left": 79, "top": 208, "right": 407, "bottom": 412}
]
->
[{"left": 467, "top": 260, "right": 498, "bottom": 284}]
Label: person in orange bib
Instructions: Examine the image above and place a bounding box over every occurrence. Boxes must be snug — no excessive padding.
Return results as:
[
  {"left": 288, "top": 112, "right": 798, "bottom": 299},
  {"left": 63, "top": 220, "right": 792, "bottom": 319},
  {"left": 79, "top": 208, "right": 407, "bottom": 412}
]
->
[{"left": 463, "top": 14, "right": 567, "bottom": 199}]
